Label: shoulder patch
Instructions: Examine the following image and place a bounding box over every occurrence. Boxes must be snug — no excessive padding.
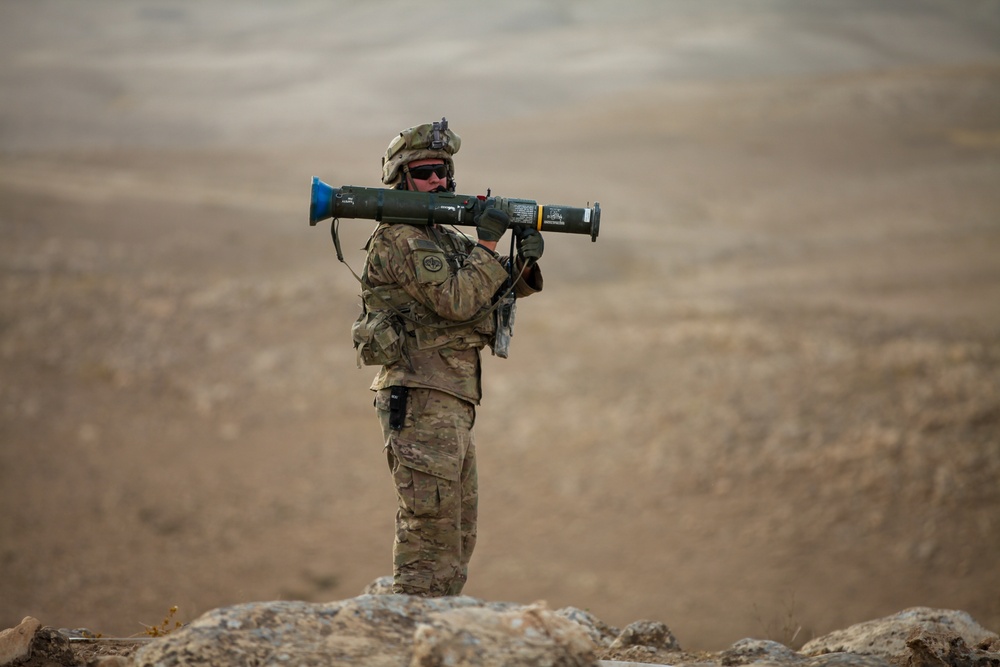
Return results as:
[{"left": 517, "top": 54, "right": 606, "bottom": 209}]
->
[{"left": 421, "top": 255, "right": 445, "bottom": 273}]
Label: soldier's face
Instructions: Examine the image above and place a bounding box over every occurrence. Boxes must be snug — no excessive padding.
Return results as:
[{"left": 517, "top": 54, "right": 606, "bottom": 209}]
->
[{"left": 407, "top": 159, "right": 449, "bottom": 192}]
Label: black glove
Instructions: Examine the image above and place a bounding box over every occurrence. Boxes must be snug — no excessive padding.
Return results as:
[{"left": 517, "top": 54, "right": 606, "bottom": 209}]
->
[
  {"left": 517, "top": 228, "right": 544, "bottom": 263},
  {"left": 475, "top": 207, "right": 509, "bottom": 243}
]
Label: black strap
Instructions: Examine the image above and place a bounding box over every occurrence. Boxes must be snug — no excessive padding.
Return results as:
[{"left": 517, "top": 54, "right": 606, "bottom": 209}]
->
[{"left": 330, "top": 219, "right": 345, "bottom": 262}]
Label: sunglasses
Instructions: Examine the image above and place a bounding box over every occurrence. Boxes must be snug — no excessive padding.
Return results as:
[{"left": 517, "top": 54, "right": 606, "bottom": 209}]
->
[{"left": 408, "top": 163, "right": 448, "bottom": 181}]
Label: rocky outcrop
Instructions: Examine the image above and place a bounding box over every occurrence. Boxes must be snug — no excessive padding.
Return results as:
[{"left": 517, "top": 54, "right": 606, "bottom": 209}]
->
[
  {"left": 128, "top": 601, "right": 1000, "bottom": 667},
  {"left": 1, "top": 599, "right": 997, "bottom": 667},
  {"left": 801, "top": 608, "right": 998, "bottom": 662},
  {"left": 0, "top": 618, "right": 41, "bottom": 666},
  {"left": 131, "top": 595, "right": 597, "bottom": 667},
  {"left": 0, "top": 617, "right": 75, "bottom": 667}
]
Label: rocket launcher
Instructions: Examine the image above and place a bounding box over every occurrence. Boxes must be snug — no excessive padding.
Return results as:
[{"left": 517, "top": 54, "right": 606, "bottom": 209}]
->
[{"left": 310, "top": 178, "right": 600, "bottom": 242}]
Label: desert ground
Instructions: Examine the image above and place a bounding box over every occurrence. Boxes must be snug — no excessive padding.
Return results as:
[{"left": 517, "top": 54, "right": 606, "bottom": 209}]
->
[{"left": 1, "top": 0, "right": 998, "bottom": 652}]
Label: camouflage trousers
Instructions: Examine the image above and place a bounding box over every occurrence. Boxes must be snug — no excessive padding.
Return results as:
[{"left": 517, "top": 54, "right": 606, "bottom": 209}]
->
[{"left": 375, "top": 386, "right": 478, "bottom": 596}]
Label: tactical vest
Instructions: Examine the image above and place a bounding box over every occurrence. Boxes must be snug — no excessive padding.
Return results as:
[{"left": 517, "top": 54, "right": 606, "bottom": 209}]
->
[{"left": 352, "top": 226, "right": 496, "bottom": 368}]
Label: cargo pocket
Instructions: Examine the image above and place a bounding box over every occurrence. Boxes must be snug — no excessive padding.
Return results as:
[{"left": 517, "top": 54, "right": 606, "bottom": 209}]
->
[
  {"left": 389, "top": 436, "right": 461, "bottom": 483},
  {"left": 391, "top": 463, "right": 445, "bottom": 518}
]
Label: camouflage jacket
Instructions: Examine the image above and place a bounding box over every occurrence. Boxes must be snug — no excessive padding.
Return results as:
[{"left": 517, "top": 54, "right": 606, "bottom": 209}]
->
[{"left": 362, "top": 222, "right": 542, "bottom": 404}]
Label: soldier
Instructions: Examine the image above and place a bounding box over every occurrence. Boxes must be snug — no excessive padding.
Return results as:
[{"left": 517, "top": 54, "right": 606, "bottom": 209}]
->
[{"left": 356, "top": 118, "right": 544, "bottom": 596}]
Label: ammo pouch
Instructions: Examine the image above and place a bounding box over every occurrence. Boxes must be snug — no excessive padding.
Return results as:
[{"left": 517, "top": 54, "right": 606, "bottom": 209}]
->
[
  {"left": 352, "top": 307, "right": 403, "bottom": 368},
  {"left": 412, "top": 304, "right": 494, "bottom": 352}
]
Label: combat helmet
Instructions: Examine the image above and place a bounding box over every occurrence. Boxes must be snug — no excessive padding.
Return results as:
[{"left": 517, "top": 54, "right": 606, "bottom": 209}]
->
[{"left": 381, "top": 117, "right": 461, "bottom": 191}]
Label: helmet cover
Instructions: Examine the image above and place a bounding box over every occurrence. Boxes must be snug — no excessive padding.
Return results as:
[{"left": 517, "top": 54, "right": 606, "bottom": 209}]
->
[{"left": 381, "top": 117, "right": 461, "bottom": 188}]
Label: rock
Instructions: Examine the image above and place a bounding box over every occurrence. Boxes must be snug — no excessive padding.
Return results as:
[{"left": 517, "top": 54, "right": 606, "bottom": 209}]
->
[
  {"left": 717, "top": 638, "right": 895, "bottom": 667},
  {"left": 900, "top": 628, "right": 1000, "bottom": 667},
  {"left": 802, "top": 608, "right": 999, "bottom": 663},
  {"left": 610, "top": 620, "right": 680, "bottom": 652},
  {"left": 361, "top": 575, "right": 395, "bottom": 595},
  {"left": 721, "top": 638, "right": 804, "bottom": 665},
  {"left": 601, "top": 619, "right": 681, "bottom": 664},
  {"left": 556, "top": 607, "right": 621, "bottom": 648},
  {"left": 134, "top": 594, "right": 597, "bottom": 667},
  {"left": 0, "top": 618, "right": 75, "bottom": 667},
  {"left": 8, "top": 604, "right": 997, "bottom": 667},
  {"left": 0, "top": 617, "right": 40, "bottom": 665},
  {"left": 803, "top": 653, "right": 892, "bottom": 667},
  {"left": 410, "top": 602, "right": 597, "bottom": 666},
  {"left": 92, "top": 657, "right": 134, "bottom": 667},
  {"left": 29, "top": 627, "right": 76, "bottom": 667}
]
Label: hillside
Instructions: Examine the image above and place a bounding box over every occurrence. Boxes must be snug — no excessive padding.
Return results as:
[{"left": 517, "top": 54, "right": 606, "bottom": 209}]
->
[{"left": 1, "top": 1, "right": 998, "bottom": 651}]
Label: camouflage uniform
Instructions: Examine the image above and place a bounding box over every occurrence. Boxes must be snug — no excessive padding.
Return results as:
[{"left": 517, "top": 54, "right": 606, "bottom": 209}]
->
[{"left": 363, "top": 220, "right": 542, "bottom": 596}]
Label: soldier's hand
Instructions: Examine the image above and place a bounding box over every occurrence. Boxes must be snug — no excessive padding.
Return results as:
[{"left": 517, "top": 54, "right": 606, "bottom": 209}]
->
[
  {"left": 517, "top": 228, "right": 544, "bottom": 263},
  {"left": 475, "top": 207, "right": 509, "bottom": 243}
]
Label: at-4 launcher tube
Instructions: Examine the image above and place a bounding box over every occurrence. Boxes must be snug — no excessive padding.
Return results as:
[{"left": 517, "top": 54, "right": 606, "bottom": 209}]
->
[{"left": 310, "top": 180, "right": 600, "bottom": 242}]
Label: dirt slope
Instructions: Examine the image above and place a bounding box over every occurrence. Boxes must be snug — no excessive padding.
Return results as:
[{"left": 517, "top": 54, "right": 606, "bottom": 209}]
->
[{"left": 1, "top": 1, "right": 998, "bottom": 650}]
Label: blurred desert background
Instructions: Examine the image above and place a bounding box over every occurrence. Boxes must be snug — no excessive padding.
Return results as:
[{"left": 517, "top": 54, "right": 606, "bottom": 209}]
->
[{"left": 1, "top": 0, "right": 999, "bottom": 651}]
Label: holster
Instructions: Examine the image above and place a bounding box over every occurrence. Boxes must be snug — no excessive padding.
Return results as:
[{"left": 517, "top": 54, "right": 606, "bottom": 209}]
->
[{"left": 388, "top": 385, "right": 409, "bottom": 431}]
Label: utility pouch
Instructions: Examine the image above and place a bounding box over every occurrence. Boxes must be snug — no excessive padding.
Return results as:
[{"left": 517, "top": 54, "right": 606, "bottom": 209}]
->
[
  {"left": 351, "top": 308, "right": 403, "bottom": 368},
  {"left": 389, "top": 385, "right": 409, "bottom": 431},
  {"left": 490, "top": 290, "right": 517, "bottom": 358}
]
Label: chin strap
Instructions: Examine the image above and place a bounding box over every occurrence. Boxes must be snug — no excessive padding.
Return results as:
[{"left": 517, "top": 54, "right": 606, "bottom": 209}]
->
[{"left": 404, "top": 166, "right": 416, "bottom": 192}]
